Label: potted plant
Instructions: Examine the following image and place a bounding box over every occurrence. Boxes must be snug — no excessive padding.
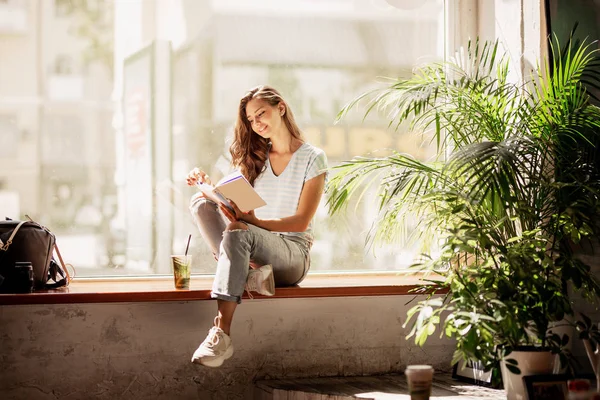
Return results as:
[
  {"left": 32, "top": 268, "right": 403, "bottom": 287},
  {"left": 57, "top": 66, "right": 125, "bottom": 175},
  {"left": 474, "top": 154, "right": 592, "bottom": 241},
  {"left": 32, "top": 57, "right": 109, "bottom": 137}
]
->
[{"left": 326, "top": 37, "right": 600, "bottom": 398}]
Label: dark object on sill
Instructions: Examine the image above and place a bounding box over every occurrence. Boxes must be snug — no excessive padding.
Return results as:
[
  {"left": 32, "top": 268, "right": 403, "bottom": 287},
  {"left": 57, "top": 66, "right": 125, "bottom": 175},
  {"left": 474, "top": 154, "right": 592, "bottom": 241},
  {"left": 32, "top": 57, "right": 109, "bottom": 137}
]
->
[
  {"left": 11, "top": 262, "right": 34, "bottom": 293},
  {"left": 523, "top": 374, "right": 569, "bottom": 400},
  {"left": 0, "top": 217, "right": 70, "bottom": 293},
  {"left": 452, "top": 359, "right": 502, "bottom": 389}
]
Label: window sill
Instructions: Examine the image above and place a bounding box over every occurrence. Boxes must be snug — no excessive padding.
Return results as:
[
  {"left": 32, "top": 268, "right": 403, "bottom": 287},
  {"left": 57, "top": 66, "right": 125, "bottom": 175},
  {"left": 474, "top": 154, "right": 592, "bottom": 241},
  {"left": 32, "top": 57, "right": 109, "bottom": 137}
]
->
[{"left": 0, "top": 272, "right": 446, "bottom": 305}]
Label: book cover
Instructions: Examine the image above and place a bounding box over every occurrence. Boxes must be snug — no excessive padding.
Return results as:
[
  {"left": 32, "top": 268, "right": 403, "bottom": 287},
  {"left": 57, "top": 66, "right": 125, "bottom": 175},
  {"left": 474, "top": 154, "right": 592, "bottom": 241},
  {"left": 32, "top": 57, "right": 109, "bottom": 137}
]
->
[{"left": 196, "top": 172, "right": 266, "bottom": 213}]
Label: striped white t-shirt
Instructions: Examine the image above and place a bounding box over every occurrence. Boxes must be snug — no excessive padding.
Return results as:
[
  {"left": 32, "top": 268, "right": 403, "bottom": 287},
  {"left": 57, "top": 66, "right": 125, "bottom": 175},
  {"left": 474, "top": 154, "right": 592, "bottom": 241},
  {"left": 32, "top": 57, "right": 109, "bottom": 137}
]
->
[{"left": 253, "top": 142, "right": 328, "bottom": 245}]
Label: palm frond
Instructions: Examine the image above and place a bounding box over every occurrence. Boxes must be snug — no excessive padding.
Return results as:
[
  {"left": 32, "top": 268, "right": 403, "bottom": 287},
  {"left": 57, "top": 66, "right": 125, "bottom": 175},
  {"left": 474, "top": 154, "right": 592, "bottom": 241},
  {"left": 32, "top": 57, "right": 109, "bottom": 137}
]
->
[{"left": 328, "top": 36, "right": 600, "bottom": 256}]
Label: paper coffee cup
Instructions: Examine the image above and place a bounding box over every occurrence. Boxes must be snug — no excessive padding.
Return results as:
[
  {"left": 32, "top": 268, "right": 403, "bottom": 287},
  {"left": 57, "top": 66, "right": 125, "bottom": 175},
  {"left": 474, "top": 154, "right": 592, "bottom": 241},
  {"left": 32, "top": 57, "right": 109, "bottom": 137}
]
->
[{"left": 405, "top": 365, "right": 434, "bottom": 400}]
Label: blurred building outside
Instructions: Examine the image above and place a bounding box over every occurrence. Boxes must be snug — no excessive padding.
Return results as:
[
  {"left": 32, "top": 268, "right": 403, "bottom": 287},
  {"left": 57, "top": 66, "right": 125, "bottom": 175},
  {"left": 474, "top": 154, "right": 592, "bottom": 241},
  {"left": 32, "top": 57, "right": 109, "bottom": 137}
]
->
[
  {"left": 0, "top": 0, "right": 116, "bottom": 274},
  {"left": 0, "top": 0, "right": 445, "bottom": 276}
]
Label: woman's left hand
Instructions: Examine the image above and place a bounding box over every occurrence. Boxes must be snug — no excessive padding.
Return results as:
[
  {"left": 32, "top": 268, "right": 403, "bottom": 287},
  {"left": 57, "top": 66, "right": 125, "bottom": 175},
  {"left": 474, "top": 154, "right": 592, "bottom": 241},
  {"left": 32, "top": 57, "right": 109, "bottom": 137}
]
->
[{"left": 220, "top": 200, "right": 258, "bottom": 225}]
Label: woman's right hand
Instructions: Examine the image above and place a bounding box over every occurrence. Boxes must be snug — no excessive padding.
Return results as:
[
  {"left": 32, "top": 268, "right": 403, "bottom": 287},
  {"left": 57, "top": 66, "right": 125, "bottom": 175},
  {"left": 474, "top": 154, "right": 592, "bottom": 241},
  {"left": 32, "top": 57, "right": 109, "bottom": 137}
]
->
[{"left": 186, "top": 167, "right": 212, "bottom": 187}]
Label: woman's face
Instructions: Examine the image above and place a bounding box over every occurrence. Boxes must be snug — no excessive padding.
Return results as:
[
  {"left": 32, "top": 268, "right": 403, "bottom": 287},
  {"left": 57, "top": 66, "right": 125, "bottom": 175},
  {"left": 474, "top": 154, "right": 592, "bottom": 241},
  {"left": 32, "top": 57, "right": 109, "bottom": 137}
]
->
[{"left": 245, "top": 98, "right": 284, "bottom": 138}]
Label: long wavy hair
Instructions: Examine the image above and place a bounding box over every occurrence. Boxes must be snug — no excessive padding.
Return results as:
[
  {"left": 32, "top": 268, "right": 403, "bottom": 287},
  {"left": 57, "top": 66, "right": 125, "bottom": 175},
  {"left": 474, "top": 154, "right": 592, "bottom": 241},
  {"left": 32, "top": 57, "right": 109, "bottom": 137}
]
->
[{"left": 230, "top": 85, "right": 304, "bottom": 185}]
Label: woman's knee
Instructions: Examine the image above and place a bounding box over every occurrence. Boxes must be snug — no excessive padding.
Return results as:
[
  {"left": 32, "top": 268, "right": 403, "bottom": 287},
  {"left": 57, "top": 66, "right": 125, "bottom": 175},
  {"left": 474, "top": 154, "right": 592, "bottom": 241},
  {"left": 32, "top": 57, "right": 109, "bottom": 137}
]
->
[
  {"left": 225, "top": 221, "right": 248, "bottom": 231},
  {"left": 221, "top": 221, "right": 251, "bottom": 253},
  {"left": 189, "top": 195, "right": 216, "bottom": 215}
]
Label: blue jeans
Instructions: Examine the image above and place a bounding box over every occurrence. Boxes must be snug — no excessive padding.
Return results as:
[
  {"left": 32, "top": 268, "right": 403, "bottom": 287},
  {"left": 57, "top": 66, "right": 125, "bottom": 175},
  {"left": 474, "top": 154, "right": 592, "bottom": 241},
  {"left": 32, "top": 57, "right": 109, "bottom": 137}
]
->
[{"left": 189, "top": 196, "right": 310, "bottom": 303}]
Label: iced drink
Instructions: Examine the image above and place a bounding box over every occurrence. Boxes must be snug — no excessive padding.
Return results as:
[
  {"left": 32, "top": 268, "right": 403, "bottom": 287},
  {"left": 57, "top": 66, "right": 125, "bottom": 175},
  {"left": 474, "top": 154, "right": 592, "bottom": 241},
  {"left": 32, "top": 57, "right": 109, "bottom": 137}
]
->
[
  {"left": 171, "top": 255, "right": 191, "bottom": 290},
  {"left": 405, "top": 365, "right": 434, "bottom": 400}
]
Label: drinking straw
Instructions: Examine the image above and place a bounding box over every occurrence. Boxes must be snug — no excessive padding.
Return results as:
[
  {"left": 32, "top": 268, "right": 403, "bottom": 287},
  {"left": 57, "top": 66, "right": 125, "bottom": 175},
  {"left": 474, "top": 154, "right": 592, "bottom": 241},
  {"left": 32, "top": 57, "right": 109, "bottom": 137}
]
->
[{"left": 184, "top": 234, "right": 192, "bottom": 256}]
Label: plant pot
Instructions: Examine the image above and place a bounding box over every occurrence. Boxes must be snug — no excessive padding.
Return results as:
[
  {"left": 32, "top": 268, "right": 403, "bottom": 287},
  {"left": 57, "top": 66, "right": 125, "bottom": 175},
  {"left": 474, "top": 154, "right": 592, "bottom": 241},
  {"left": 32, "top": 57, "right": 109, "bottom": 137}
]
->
[
  {"left": 500, "top": 347, "right": 557, "bottom": 400},
  {"left": 548, "top": 321, "right": 575, "bottom": 351},
  {"left": 548, "top": 320, "right": 576, "bottom": 374}
]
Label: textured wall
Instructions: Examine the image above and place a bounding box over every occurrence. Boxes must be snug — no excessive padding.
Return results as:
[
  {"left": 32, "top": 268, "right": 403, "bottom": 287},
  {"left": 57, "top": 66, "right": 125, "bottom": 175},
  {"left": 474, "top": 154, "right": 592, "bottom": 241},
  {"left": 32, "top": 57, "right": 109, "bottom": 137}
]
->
[
  {"left": 0, "top": 295, "right": 454, "bottom": 400},
  {"left": 570, "top": 243, "right": 600, "bottom": 372}
]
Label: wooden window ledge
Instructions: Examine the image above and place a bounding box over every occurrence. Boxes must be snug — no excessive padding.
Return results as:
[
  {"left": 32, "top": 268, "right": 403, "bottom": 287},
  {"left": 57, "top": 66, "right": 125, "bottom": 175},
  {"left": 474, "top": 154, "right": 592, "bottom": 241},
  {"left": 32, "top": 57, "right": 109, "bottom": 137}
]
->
[{"left": 0, "top": 272, "right": 445, "bottom": 305}]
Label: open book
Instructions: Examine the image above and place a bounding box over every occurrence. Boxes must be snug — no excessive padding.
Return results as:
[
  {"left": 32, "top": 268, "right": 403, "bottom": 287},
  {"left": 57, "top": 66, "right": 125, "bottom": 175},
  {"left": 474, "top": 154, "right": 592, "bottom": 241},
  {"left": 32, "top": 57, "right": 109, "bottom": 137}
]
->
[{"left": 196, "top": 171, "right": 267, "bottom": 213}]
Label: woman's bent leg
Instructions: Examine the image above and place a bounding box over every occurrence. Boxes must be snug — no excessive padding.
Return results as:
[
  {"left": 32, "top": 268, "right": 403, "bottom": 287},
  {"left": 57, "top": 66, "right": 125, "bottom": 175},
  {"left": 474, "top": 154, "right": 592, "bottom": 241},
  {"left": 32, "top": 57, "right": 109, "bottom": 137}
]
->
[
  {"left": 211, "top": 221, "right": 253, "bottom": 303},
  {"left": 192, "top": 222, "right": 308, "bottom": 367},
  {"left": 211, "top": 224, "right": 309, "bottom": 305},
  {"left": 189, "top": 195, "right": 227, "bottom": 255},
  {"left": 246, "top": 225, "right": 309, "bottom": 287},
  {"left": 192, "top": 221, "right": 247, "bottom": 367}
]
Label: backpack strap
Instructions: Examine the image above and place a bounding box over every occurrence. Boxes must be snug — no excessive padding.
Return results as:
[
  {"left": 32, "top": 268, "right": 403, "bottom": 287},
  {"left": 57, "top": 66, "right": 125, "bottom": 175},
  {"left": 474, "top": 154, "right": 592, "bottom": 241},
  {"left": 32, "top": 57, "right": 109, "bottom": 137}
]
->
[
  {"left": 44, "top": 262, "right": 69, "bottom": 289},
  {"left": 53, "top": 241, "right": 72, "bottom": 286},
  {"left": 0, "top": 221, "right": 27, "bottom": 251}
]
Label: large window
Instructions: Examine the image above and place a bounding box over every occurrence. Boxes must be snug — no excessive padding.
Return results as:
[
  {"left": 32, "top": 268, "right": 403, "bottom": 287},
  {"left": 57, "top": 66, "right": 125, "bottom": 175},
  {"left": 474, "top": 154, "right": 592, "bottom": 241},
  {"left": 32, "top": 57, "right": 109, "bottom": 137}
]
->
[{"left": 1, "top": 0, "right": 446, "bottom": 277}]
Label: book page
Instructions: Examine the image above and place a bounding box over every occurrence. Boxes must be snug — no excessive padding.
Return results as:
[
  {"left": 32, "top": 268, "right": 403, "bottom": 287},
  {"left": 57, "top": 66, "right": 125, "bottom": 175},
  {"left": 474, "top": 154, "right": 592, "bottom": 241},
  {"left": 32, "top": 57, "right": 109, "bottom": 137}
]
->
[{"left": 196, "top": 182, "right": 235, "bottom": 213}]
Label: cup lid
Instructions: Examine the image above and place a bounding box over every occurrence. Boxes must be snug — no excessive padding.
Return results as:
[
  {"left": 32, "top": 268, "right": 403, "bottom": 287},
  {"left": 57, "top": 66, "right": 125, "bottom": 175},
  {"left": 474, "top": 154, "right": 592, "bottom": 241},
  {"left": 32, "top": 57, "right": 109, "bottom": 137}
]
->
[{"left": 405, "top": 365, "right": 434, "bottom": 371}]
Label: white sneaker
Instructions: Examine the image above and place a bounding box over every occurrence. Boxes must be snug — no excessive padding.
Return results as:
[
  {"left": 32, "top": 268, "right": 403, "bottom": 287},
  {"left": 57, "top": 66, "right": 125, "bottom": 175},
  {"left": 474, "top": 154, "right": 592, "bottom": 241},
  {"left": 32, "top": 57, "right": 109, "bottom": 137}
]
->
[
  {"left": 191, "top": 318, "right": 234, "bottom": 367},
  {"left": 245, "top": 264, "right": 275, "bottom": 296}
]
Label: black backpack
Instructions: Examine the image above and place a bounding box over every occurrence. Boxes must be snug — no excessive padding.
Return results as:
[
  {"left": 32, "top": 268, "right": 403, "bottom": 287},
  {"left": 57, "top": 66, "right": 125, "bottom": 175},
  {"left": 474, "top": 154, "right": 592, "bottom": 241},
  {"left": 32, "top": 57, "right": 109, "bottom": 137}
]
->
[{"left": 0, "top": 218, "right": 71, "bottom": 293}]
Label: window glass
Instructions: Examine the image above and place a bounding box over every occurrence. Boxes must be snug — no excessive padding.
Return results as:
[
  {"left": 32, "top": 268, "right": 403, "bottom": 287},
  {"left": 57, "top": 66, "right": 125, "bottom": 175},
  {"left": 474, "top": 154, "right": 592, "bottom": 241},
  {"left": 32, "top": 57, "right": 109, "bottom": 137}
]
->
[{"left": 1, "top": 0, "right": 445, "bottom": 276}]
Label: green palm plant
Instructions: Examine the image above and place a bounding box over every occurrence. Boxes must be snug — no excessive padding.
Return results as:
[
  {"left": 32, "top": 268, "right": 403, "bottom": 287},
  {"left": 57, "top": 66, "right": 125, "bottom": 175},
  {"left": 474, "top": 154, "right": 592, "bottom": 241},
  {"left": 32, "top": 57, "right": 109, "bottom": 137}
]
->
[{"left": 327, "top": 38, "right": 600, "bottom": 375}]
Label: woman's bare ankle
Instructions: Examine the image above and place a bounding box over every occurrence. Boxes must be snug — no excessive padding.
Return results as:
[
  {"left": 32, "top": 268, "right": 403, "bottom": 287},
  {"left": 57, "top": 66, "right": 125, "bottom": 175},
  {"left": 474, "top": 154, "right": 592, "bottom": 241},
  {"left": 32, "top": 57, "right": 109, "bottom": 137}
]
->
[
  {"left": 214, "top": 315, "right": 231, "bottom": 335},
  {"left": 249, "top": 261, "right": 261, "bottom": 269}
]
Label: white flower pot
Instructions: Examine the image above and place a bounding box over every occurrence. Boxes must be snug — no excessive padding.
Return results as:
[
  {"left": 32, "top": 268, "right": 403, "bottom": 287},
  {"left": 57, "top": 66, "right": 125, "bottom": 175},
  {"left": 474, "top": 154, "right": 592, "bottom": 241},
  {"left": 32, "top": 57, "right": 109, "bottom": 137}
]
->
[
  {"left": 500, "top": 348, "right": 557, "bottom": 400},
  {"left": 547, "top": 320, "right": 575, "bottom": 374}
]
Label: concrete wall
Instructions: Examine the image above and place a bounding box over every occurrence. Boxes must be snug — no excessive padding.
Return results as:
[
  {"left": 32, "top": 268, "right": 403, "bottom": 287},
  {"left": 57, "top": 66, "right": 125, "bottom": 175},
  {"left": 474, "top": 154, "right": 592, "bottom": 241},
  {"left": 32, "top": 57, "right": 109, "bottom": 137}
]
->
[{"left": 0, "top": 295, "right": 454, "bottom": 400}]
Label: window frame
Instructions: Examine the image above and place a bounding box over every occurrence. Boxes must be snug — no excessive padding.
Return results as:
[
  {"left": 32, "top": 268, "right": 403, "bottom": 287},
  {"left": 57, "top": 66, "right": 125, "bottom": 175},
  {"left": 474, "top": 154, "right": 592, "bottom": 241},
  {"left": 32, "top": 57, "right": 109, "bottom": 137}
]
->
[{"left": 1, "top": 1, "right": 477, "bottom": 283}]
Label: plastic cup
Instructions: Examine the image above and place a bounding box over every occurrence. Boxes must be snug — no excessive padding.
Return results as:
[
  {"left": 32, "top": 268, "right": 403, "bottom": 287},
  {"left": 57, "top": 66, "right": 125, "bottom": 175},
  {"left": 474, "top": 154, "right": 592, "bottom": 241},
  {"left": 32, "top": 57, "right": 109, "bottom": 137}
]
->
[
  {"left": 405, "top": 365, "right": 434, "bottom": 400},
  {"left": 171, "top": 255, "right": 191, "bottom": 290}
]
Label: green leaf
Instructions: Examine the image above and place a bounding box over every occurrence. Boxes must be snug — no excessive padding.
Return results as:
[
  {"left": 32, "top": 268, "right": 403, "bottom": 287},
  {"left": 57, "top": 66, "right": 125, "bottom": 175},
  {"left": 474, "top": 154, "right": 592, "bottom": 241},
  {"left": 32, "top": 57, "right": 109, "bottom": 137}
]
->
[{"left": 506, "top": 364, "right": 521, "bottom": 375}]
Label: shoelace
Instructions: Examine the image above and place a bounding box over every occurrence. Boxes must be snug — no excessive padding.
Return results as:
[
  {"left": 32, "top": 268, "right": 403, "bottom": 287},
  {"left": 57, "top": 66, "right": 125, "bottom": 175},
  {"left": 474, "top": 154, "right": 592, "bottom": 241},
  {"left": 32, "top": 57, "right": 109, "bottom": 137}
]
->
[
  {"left": 204, "top": 327, "right": 221, "bottom": 348},
  {"left": 205, "top": 316, "right": 223, "bottom": 348}
]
